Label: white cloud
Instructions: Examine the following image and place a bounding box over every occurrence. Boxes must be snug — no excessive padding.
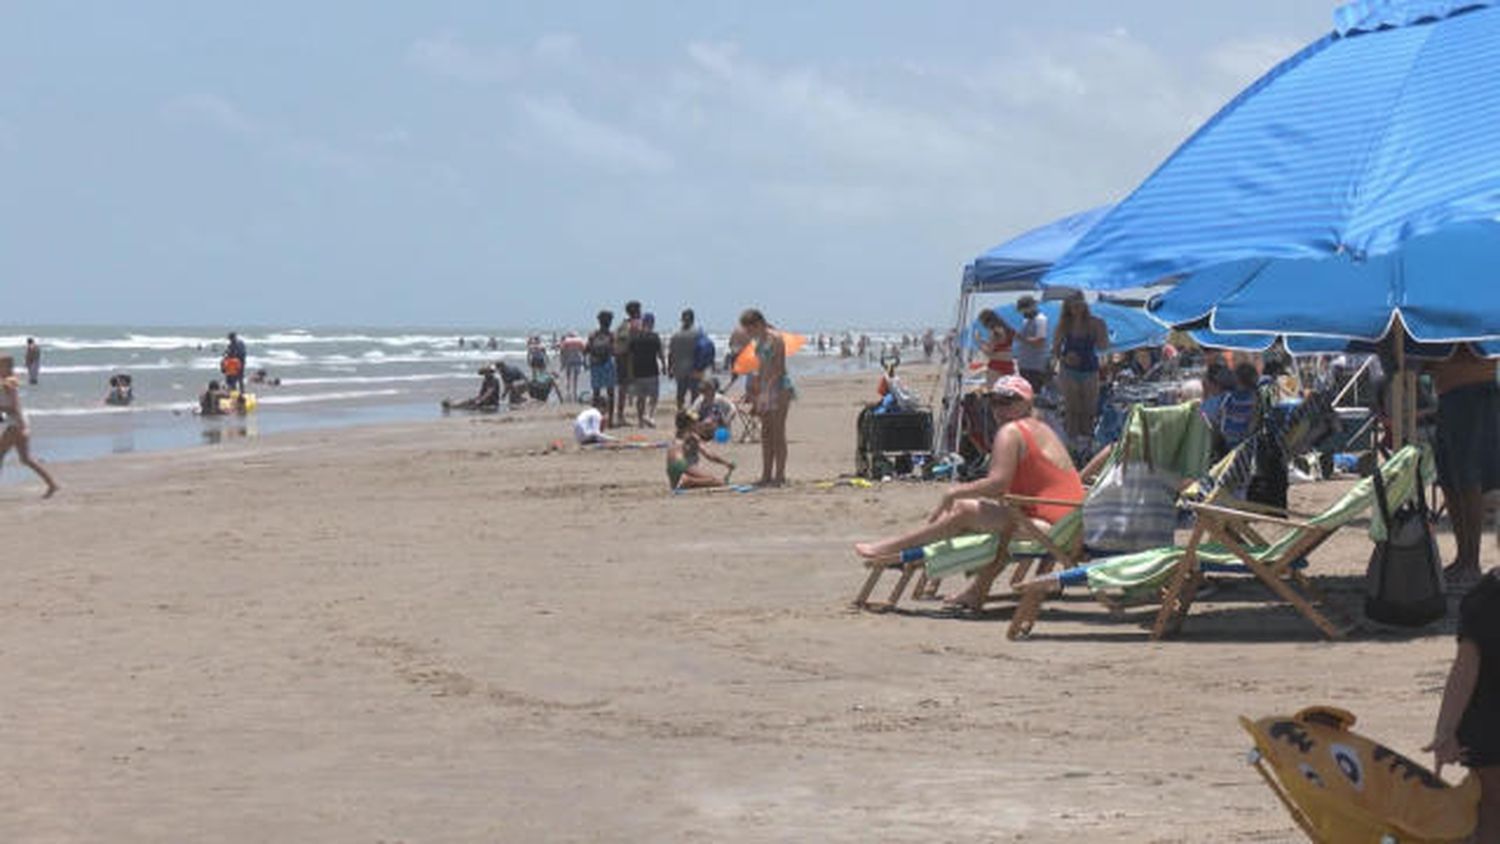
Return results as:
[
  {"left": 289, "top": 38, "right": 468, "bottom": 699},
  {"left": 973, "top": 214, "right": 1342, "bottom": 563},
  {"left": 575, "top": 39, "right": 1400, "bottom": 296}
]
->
[
  {"left": 161, "top": 93, "right": 257, "bottom": 135},
  {"left": 518, "top": 95, "right": 673, "bottom": 174},
  {"left": 407, "top": 34, "right": 518, "bottom": 83},
  {"left": 532, "top": 33, "right": 581, "bottom": 64}
]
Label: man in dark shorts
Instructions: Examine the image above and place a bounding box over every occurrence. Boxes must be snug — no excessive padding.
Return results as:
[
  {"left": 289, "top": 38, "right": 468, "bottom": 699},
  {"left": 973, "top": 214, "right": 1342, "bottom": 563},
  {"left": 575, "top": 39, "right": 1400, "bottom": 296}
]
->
[
  {"left": 615, "top": 300, "right": 642, "bottom": 424},
  {"left": 668, "top": 308, "right": 701, "bottom": 412},
  {"left": 1430, "top": 345, "right": 1500, "bottom": 586},
  {"left": 628, "top": 313, "right": 665, "bottom": 426}
]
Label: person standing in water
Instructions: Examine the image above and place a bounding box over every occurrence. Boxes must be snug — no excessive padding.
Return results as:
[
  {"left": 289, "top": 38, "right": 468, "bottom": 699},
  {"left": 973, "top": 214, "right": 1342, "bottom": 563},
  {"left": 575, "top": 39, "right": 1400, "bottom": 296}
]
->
[
  {"left": 739, "top": 308, "right": 793, "bottom": 486},
  {"left": 24, "top": 338, "right": 41, "bottom": 385},
  {"left": 0, "top": 355, "right": 59, "bottom": 497}
]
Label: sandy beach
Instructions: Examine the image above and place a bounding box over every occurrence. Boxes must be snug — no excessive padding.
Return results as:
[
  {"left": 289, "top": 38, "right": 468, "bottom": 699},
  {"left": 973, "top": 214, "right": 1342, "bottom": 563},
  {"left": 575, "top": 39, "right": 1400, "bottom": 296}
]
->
[{"left": 1, "top": 363, "right": 1462, "bottom": 842}]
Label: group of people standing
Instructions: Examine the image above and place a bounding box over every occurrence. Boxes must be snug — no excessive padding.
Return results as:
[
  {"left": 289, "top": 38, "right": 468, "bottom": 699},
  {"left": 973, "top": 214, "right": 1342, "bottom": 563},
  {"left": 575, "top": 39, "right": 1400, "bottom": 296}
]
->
[
  {"left": 977, "top": 292, "right": 1110, "bottom": 452},
  {"left": 576, "top": 304, "right": 795, "bottom": 489}
]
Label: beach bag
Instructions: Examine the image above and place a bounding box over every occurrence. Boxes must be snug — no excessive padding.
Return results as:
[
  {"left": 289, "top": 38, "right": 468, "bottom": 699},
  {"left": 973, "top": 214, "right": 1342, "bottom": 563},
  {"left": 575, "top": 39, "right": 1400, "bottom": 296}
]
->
[
  {"left": 1083, "top": 423, "right": 1178, "bottom": 554},
  {"left": 692, "top": 330, "right": 716, "bottom": 373},
  {"left": 1364, "top": 456, "right": 1445, "bottom": 627}
]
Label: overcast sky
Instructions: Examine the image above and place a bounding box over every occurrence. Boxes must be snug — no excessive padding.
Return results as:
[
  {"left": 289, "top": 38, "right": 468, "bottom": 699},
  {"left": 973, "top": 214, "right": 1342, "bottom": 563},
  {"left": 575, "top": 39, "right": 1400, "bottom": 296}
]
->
[{"left": 0, "top": 1, "right": 1336, "bottom": 330}]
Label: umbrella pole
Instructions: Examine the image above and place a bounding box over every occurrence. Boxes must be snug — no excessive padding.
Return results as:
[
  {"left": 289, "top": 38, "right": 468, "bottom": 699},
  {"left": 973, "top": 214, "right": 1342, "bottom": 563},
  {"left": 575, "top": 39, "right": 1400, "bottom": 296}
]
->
[{"left": 1391, "top": 329, "right": 1417, "bottom": 448}]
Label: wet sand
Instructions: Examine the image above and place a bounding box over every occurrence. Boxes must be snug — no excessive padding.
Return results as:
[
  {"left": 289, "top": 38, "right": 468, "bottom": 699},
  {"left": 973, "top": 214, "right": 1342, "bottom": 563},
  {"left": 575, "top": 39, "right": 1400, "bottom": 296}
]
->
[{"left": 0, "top": 363, "right": 1465, "bottom": 842}]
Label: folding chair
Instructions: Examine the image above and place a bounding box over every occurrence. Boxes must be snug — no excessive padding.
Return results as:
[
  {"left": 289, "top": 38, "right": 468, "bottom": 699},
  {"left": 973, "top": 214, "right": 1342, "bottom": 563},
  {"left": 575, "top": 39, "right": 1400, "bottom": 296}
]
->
[
  {"left": 1007, "top": 444, "right": 1430, "bottom": 640},
  {"left": 732, "top": 396, "right": 760, "bottom": 443},
  {"left": 853, "top": 400, "right": 1215, "bottom": 611},
  {"left": 851, "top": 496, "right": 1084, "bottom": 611}
]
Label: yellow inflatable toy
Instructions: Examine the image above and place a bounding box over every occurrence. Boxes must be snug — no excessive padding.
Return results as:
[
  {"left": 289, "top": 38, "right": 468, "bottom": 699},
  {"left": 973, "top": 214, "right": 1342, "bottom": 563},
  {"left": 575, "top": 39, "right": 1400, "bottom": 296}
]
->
[
  {"left": 1241, "top": 706, "right": 1478, "bottom": 843},
  {"left": 217, "top": 391, "right": 258, "bottom": 414}
]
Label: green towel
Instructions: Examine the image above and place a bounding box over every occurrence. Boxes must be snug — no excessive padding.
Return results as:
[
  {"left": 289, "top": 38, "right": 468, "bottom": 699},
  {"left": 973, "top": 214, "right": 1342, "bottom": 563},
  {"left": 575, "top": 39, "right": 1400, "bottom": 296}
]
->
[
  {"left": 1119, "top": 401, "right": 1215, "bottom": 481},
  {"left": 922, "top": 508, "right": 1083, "bottom": 580},
  {"left": 1081, "top": 444, "right": 1431, "bottom": 602}
]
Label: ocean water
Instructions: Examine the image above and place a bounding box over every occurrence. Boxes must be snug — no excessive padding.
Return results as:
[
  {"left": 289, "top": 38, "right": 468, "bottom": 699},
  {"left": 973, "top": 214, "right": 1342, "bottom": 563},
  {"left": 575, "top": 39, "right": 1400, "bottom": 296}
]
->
[{"left": 1, "top": 325, "right": 924, "bottom": 468}]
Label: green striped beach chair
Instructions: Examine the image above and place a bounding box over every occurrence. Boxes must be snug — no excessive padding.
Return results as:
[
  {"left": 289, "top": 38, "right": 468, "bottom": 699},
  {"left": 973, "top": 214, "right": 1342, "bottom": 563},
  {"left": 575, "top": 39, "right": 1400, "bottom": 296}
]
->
[
  {"left": 1006, "top": 444, "right": 1431, "bottom": 640},
  {"left": 852, "top": 401, "right": 1215, "bottom": 611}
]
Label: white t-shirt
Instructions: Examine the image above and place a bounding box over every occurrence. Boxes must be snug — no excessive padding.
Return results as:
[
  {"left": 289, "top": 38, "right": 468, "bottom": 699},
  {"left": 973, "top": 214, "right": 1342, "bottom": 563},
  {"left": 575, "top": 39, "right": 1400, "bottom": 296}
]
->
[
  {"left": 1014, "top": 313, "right": 1050, "bottom": 372},
  {"left": 573, "top": 407, "right": 604, "bottom": 443}
]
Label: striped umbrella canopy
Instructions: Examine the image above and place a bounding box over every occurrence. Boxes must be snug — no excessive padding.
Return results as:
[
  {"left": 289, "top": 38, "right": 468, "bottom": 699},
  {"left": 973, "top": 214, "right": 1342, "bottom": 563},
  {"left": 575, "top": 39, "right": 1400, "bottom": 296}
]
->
[{"left": 1044, "top": 0, "right": 1500, "bottom": 345}]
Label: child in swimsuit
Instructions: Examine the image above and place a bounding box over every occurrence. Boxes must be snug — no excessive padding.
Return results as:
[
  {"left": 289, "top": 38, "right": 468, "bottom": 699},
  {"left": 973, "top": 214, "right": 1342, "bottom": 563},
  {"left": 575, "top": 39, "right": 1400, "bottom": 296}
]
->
[{"left": 666, "top": 410, "right": 735, "bottom": 490}]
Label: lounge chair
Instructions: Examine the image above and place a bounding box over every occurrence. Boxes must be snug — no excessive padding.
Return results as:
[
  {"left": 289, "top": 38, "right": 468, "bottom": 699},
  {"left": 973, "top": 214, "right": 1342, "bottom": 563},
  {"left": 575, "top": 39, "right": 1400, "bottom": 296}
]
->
[
  {"left": 852, "top": 401, "right": 1215, "bottom": 611},
  {"left": 1007, "top": 444, "right": 1430, "bottom": 640}
]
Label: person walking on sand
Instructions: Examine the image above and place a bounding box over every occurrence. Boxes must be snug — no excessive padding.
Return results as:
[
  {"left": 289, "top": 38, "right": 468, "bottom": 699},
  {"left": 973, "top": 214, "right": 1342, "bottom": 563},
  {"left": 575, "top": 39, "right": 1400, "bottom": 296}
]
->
[
  {"left": 628, "top": 313, "right": 665, "bottom": 427},
  {"left": 559, "top": 330, "right": 586, "bottom": 401},
  {"left": 614, "top": 301, "right": 642, "bottom": 424},
  {"left": 586, "top": 311, "right": 618, "bottom": 426},
  {"left": 24, "top": 337, "right": 41, "bottom": 385},
  {"left": 740, "top": 308, "right": 793, "bottom": 486},
  {"left": 668, "top": 308, "right": 701, "bottom": 412},
  {"left": 0, "top": 355, "right": 59, "bottom": 497},
  {"left": 1427, "top": 571, "right": 1500, "bottom": 841}
]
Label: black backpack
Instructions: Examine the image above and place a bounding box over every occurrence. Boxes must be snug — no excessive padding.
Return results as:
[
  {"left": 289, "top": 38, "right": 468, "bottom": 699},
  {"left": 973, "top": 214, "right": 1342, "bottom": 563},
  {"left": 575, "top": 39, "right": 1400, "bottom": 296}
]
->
[{"left": 1364, "top": 455, "right": 1445, "bottom": 627}]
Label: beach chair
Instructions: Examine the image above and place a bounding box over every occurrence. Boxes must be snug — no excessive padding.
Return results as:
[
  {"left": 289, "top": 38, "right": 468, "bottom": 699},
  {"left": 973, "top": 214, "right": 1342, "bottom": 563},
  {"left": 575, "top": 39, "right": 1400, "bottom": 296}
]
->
[
  {"left": 850, "top": 497, "right": 1084, "bottom": 611},
  {"left": 1242, "top": 706, "right": 1477, "bottom": 843},
  {"left": 731, "top": 395, "right": 761, "bottom": 443},
  {"left": 1006, "top": 444, "right": 1430, "bottom": 640},
  {"left": 852, "top": 401, "right": 1214, "bottom": 611}
]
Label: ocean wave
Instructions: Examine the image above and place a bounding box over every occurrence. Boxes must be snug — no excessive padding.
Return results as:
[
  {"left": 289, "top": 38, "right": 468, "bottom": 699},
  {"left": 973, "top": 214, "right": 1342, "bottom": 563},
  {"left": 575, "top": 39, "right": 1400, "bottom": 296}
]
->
[
  {"left": 27, "top": 387, "right": 410, "bottom": 417},
  {"left": 254, "top": 388, "right": 403, "bottom": 406},
  {"left": 277, "top": 373, "right": 469, "bottom": 387}
]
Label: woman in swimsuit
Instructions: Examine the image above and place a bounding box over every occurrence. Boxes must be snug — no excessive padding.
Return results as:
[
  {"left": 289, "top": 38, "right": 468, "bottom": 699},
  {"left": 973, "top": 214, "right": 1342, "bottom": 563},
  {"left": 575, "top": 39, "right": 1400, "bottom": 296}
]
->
[
  {"left": 0, "top": 355, "right": 59, "bottom": 498},
  {"left": 977, "top": 309, "right": 1016, "bottom": 386},
  {"left": 666, "top": 410, "right": 734, "bottom": 490},
  {"left": 1051, "top": 292, "right": 1110, "bottom": 449},
  {"left": 853, "top": 375, "right": 1082, "bottom": 610},
  {"left": 740, "top": 308, "right": 794, "bottom": 487}
]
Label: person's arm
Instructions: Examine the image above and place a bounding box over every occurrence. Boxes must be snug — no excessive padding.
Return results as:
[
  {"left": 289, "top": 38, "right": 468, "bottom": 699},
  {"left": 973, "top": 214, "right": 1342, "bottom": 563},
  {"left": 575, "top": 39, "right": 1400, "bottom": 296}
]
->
[
  {"left": 1426, "top": 640, "right": 1481, "bottom": 776},
  {"left": 928, "top": 424, "right": 1020, "bottom": 521},
  {"left": 1094, "top": 317, "right": 1110, "bottom": 353}
]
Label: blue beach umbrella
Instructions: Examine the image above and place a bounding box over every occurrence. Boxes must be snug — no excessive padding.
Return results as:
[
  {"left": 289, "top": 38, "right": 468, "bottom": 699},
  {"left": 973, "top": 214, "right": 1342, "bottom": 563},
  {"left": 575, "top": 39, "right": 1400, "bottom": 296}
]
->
[
  {"left": 1044, "top": 0, "right": 1500, "bottom": 348},
  {"left": 965, "top": 206, "right": 1114, "bottom": 293}
]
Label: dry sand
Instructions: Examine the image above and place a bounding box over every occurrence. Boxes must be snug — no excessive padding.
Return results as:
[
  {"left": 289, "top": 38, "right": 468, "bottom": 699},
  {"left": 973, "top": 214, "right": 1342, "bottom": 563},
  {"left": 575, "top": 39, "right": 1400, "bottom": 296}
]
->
[{"left": 0, "top": 364, "right": 1468, "bottom": 842}]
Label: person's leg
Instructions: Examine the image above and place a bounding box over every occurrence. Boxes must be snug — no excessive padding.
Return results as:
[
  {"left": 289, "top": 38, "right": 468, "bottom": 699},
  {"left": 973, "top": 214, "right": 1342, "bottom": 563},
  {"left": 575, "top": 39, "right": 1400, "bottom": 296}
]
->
[
  {"left": 1449, "top": 484, "right": 1485, "bottom": 578},
  {"left": 770, "top": 400, "right": 790, "bottom": 484},
  {"left": 757, "top": 409, "right": 775, "bottom": 484},
  {"left": 679, "top": 466, "right": 723, "bottom": 489},
  {"left": 645, "top": 379, "right": 659, "bottom": 425},
  {"left": 13, "top": 432, "right": 57, "bottom": 497},
  {"left": 854, "top": 499, "right": 1012, "bottom": 559},
  {"left": 1081, "top": 371, "right": 1100, "bottom": 441},
  {"left": 1475, "top": 767, "right": 1500, "bottom": 844},
  {"left": 1058, "top": 373, "right": 1081, "bottom": 437}
]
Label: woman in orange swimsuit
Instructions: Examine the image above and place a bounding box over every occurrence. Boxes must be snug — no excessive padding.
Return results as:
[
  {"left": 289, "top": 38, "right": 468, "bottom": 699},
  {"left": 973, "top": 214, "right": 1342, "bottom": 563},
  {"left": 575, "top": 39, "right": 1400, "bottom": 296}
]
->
[{"left": 853, "top": 375, "right": 1083, "bottom": 609}]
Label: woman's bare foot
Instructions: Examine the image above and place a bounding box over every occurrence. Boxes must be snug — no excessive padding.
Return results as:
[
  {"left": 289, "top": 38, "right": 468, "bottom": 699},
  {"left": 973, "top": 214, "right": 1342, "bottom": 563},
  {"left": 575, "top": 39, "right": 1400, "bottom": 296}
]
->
[
  {"left": 942, "top": 585, "right": 984, "bottom": 611},
  {"left": 853, "top": 541, "right": 888, "bottom": 560},
  {"left": 42, "top": 484, "right": 58, "bottom": 499}
]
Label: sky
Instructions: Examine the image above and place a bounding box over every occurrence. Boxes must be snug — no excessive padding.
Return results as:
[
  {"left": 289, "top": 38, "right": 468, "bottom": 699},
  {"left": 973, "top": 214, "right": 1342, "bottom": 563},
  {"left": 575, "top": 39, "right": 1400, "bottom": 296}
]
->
[{"left": 0, "top": 1, "right": 1337, "bottom": 330}]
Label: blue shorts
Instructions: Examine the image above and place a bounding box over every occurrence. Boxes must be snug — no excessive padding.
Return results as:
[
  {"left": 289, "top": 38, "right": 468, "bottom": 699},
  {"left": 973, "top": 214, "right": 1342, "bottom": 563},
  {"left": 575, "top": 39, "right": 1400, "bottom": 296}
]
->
[{"left": 590, "top": 360, "right": 616, "bottom": 392}]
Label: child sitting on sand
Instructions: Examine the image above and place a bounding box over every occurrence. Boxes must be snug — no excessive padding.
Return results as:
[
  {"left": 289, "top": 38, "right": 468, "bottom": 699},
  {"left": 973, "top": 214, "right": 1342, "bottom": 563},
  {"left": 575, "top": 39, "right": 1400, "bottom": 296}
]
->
[
  {"left": 666, "top": 410, "right": 734, "bottom": 490},
  {"left": 1428, "top": 571, "right": 1500, "bottom": 841}
]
